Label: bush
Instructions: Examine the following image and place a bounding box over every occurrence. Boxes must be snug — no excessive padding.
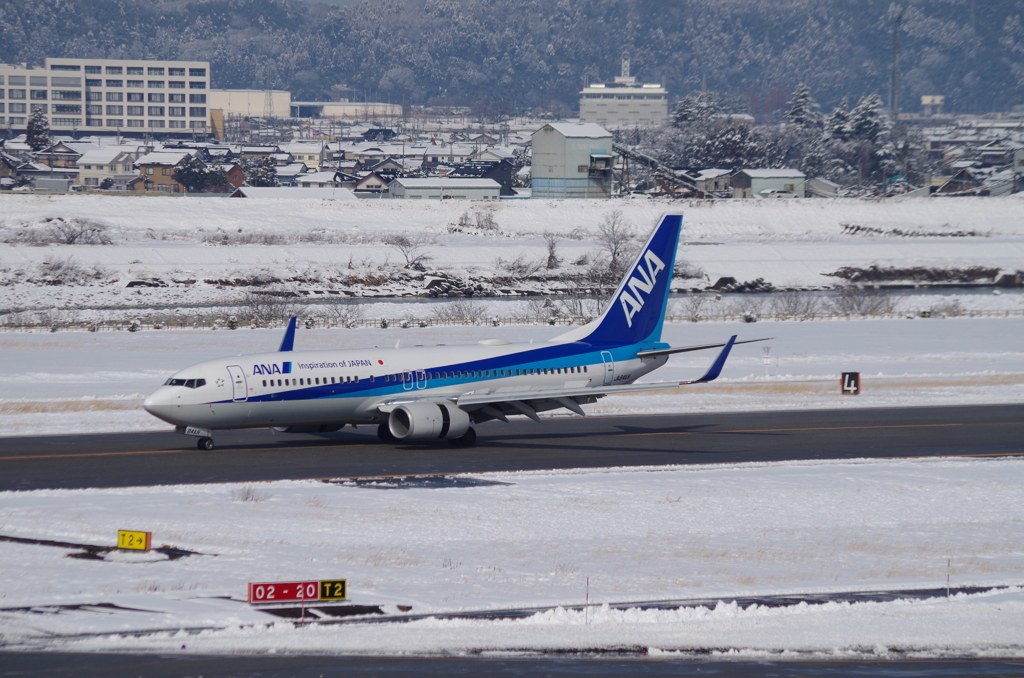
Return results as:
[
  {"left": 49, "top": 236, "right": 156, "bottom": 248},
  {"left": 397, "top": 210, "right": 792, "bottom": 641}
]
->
[
  {"left": 35, "top": 257, "right": 107, "bottom": 285},
  {"left": 237, "top": 289, "right": 295, "bottom": 325},
  {"left": 3, "top": 217, "right": 114, "bottom": 246},
  {"left": 829, "top": 285, "right": 901, "bottom": 314},
  {"left": 431, "top": 298, "right": 487, "bottom": 323}
]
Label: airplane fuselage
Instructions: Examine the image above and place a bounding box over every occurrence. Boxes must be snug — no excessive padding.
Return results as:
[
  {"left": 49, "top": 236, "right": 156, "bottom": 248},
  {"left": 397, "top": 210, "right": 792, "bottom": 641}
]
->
[{"left": 143, "top": 339, "right": 669, "bottom": 431}]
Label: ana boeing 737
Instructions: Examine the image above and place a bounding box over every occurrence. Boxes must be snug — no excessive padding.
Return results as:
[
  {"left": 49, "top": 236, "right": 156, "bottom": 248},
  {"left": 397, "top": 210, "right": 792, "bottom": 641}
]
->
[{"left": 144, "top": 214, "right": 765, "bottom": 450}]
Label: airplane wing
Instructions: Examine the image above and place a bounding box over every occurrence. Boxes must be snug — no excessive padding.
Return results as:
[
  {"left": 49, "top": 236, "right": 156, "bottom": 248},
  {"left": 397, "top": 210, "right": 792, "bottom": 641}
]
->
[{"left": 375, "top": 336, "right": 742, "bottom": 423}]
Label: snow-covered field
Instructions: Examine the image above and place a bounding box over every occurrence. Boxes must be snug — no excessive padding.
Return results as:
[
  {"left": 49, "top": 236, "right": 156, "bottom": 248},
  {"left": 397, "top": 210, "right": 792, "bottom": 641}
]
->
[
  {"left": 2, "top": 459, "right": 1023, "bottom": 657},
  {"left": 3, "top": 194, "right": 1024, "bottom": 659},
  {"left": 1, "top": 194, "right": 1023, "bottom": 323}
]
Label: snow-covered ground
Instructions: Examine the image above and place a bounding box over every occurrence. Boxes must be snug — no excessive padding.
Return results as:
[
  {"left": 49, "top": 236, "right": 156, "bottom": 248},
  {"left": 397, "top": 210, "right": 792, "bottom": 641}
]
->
[
  {"left": 1, "top": 194, "right": 1023, "bottom": 322},
  {"left": 2, "top": 459, "right": 1023, "bottom": 657},
  {"left": 3, "top": 194, "right": 1024, "bottom": 659},
  {"left": 1, "top": 316, "right": 1021, "bottom": 437}
]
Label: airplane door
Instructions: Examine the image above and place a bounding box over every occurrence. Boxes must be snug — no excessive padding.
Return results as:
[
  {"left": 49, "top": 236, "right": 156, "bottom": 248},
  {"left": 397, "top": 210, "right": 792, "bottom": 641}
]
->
[
  {"left": 416, "top": 370, "right": 427, "bottom": 390},
  {"left": 601, "top": 351, "right": 615, "bottom": 385},
  {"left": 227, "top": 365, "right": 248, "bottom": 402},
  {"left": 403, "top": 371, "right": 414, "bottom": 391}
]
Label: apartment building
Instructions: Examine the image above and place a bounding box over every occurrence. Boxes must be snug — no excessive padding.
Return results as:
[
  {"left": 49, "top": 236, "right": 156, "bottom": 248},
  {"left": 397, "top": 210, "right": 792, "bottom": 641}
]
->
[{"left": 1, "top": 58, "right": 211, "bottom": 136}]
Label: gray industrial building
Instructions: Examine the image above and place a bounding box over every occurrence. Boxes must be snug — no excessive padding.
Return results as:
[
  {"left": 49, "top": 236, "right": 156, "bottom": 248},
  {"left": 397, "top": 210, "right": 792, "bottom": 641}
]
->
[{"left": 530, "top": 122, "right": 614, "bottom": 199}]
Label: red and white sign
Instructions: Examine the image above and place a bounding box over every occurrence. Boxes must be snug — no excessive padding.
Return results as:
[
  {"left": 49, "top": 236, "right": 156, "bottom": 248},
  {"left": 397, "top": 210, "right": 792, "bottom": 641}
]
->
[{"left": 247, "top": 580, "right": 319, "bottom": 604}]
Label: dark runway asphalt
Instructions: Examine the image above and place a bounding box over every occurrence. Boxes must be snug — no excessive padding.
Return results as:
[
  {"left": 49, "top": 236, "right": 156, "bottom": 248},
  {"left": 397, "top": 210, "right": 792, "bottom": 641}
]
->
[
  {"left": 4, "top": 652, "right": 1024, "bottom": 677},
  {"left": 1, "top": 404, "right": 1021, "bottom": 491}
]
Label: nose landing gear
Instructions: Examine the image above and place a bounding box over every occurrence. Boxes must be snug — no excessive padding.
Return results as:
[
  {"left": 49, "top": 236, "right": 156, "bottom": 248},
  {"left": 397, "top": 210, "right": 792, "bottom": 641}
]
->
[{"left": 197, "top": 437, "right": 215, "bottom": 451}]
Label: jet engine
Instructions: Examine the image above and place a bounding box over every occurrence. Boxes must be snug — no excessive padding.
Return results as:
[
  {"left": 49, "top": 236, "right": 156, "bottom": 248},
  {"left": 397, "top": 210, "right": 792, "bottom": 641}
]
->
[{"left": 388, "top": 401, "right": 469, "bottom": 440}]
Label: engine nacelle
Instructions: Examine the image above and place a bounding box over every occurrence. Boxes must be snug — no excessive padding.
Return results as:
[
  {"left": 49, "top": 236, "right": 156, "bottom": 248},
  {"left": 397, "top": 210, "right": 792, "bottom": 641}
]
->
[
  {"left": 272, "top": 424, "right": 344, "bottom": 433},
  {"left": 388, "top": 401, "right": 469, "bottom": 440}
]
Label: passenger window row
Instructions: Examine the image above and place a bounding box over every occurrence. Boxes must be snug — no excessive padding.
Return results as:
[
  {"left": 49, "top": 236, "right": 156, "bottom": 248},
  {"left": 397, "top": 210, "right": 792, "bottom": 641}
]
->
[
  {"left": 261, "top": 375, "right": 359, "bottom": 388},
  {"left": 382, "top": 365, "right": 588, "bottom": 381},
  {"left": 257, "top": 365, "right": 589, "bottom": 389}
]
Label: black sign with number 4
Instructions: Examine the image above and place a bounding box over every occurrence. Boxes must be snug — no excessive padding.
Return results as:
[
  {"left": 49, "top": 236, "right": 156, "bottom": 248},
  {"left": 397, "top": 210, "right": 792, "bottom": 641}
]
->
[
  {"left": 319, "top": 579, "right": 347, "bottom": 601},
  {"left": 841, "top": 372, "right": 860, "bottom": 395}
]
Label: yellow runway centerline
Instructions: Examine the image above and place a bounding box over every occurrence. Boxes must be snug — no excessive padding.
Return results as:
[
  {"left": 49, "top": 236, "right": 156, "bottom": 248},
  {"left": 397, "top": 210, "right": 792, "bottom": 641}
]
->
[{"left": 625, "top": 423, "right": 965, "bottom": 437}]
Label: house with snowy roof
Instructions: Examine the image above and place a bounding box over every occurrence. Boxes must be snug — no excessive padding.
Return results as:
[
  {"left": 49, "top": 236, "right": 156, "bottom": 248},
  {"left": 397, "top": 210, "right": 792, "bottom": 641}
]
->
[
  {"left": 388, "top": 177, "right": 501, "bottom": 200},
  {"left": 130, "top": 150, "right": 202, "bottom": 193},
  {"left": 34, "top": 141, "right": 82, "bottom": 168},
  {"left": 447, "top": 159, "right": 516, "bottom": 196},
  {"left": 731, "top": 169, "right": 806, "bottom": 199},
  {"left": 694, "top": 168, "right": 732, "bottom": 193},
  {"left": 77, "top": 148, "right": 136, "bottom": 189},
  {"left": 295, "top": 170, "right": 347, "bottom": 188}
]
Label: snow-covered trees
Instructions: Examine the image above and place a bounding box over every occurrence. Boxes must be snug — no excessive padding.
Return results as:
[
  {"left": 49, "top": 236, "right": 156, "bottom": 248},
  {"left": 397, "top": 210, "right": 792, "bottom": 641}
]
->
[
  {"left": 784, "top": 84, "right": 820, "bottom": 129},
  {"left": 172, "top": 156, "right": 209, "bottom": 193},
  {"left": 823, "top": 99, "right": 851, "bottom": 142},
  {"left": 172, "top": 156, "right": 229, "bottom": 193},
  {"left": 847, "top": 93, "right": 890, "bottom": 146},
  {"left": 26, "top": 108, "right": 52, "bottom": 152},
  {"left": 671, "top": 92, "right": 718, "bottom": 127},
  {"left": 239, "top": 156, "right": 278, "bottom": 187},
  {"left": 638, "top": 83, "right": 922, "bottom": 187}
]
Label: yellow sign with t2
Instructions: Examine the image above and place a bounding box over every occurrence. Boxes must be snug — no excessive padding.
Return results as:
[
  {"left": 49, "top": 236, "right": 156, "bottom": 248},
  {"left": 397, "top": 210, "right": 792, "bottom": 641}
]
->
[
  {"left": 117, "top": 530, "right": 152, "bottom": 551},
  {"left": 319, "top": 579, "right": 347, "bottom": 601}
]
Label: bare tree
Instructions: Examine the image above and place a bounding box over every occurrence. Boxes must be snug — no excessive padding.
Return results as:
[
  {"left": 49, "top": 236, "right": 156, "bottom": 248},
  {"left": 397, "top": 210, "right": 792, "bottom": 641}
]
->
[
  {"left": 384, "top": 233, "right": 433, "bottom": 271},
  {"left": 543, "top": 231, "right": 561, "bottom": 269},
  {"left": 320, "top": 296, "right": 365, "bottom": 328},
  {"left": 494, "top": 252, "right": 543, "bottom": 278},
  {"left": 676, "top": 292, "right": 716, "bottom": 321},
  {"left": 595, "top": 210, "right": 636, "bottom": 276},
  {"left": 555, "top": 276, "right": 608, "bottom": 319},
  {"left": 769, "top": 289, "right": 822, "bottom": 317}
]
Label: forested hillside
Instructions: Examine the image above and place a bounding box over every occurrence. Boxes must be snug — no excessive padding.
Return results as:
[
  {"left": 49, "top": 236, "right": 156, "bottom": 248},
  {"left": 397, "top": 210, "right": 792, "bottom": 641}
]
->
[{"left": 1, "top": 0, "right": 1021, "bottom": 115}]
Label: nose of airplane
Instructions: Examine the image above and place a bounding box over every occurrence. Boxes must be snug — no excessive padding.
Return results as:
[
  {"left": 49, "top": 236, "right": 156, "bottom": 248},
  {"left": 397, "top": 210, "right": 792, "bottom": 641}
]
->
[{"left": 143, "top": 387, "right": 178, "bottom": 423}]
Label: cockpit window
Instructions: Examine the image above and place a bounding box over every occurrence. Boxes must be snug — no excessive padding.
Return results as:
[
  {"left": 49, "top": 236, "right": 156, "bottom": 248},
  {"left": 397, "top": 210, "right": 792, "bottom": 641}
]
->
[{"left": 164, "top": 378, "right": 206, "bottom": 388}]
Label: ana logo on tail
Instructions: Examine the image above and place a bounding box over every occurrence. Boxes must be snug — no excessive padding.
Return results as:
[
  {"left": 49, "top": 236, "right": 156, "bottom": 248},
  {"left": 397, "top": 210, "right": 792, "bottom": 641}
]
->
[{"left": 619, "top": 249, "right": 666, "bottom": 328}]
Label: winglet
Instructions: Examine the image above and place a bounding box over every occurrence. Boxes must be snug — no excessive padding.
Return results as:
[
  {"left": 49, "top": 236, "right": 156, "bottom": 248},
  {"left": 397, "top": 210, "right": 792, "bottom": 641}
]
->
[
  {"left": 684, "top": 335, "right": 737, "bottom": 384},
  {"left": 278, "top": 317, "right": 297, "bottom": 352}
]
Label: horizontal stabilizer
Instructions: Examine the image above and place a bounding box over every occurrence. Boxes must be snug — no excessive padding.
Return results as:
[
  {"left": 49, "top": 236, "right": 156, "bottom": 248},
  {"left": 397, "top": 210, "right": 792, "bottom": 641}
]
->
[{"left": 637, "top": 337, "right": 771, "bottom": 358}]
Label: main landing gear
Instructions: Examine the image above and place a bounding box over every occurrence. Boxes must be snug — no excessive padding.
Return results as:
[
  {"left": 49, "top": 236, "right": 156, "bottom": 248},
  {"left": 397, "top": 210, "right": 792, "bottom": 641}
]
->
[
  {"left": 197, "top": 437, "right": 215, "bottom": 451},
  {"left": 377, "top": 423, "right": 398, "bottom": 443},
  {"left": 448, "top": 427, "right": 477, "bottom": 448}
]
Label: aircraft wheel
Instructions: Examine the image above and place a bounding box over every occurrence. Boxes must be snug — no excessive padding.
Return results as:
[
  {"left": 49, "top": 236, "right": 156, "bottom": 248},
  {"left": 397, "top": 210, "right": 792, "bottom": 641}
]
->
[
  {"left": 197, "top": 437, "right": 215, "bottom": 451},
  {"left": 377, "top": 423, "right": 398, "bottom": 443},
  {"left": 448, "top": 427, "right": 477, "bottom": 448}
]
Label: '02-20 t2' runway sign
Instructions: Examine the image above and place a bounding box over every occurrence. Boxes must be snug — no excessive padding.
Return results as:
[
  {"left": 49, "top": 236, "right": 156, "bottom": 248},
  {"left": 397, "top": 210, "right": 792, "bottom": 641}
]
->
[{"left": 247, "top": 579, "right": 347, "bottom": 604}]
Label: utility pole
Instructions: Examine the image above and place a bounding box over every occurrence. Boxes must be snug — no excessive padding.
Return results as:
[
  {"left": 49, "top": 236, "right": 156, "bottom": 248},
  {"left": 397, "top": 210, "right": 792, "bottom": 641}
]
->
[{"left": 890, "top": 7, "right": 904, "bottom": 123}]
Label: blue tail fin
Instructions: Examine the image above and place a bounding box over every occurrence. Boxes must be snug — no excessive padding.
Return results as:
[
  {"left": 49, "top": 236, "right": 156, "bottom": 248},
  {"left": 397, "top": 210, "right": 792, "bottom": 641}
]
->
[
  {"left": 278, "top": 317, "right": 297, "bottom": 352},
  {"left": 553, "top": 214, "right": 682, "bottom": 347}
]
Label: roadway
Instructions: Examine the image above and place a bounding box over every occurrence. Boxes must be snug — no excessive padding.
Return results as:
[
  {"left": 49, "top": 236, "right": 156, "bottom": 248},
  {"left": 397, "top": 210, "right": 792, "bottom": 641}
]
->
[{"left": 1, "top": 404, "right": 1022, "bottom": 491}]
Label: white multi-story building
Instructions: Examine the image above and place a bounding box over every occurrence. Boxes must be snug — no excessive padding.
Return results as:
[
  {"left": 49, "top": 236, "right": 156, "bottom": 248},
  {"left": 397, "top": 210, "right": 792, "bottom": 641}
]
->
[
  {"left": 579, "top": 58, "right": 668, "bottom": 128},
  {"left": 1, "top": 58, "right": 211, "bottom": 136}
]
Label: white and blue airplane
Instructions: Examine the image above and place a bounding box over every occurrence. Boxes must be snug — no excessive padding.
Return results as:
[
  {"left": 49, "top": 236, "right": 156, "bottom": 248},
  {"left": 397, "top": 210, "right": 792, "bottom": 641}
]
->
[{"left": 144, "top": 214, "right": 764, "bottom": 450}]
